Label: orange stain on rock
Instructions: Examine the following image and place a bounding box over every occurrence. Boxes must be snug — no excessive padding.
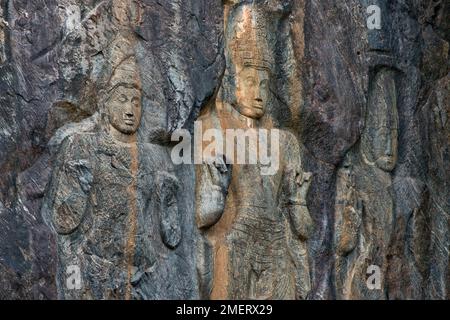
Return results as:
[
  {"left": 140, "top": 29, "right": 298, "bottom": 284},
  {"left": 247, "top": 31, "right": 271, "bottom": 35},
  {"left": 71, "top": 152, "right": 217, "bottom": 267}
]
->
[{"left": 124, "top": 142, "right": 138, "bottom": 300}]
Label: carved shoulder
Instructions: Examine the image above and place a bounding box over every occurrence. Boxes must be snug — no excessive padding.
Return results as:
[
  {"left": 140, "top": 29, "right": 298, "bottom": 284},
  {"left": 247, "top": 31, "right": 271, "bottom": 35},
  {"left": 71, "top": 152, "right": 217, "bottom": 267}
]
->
[{"left": 57, "top": 133, "right": 96, "bottom": 161}]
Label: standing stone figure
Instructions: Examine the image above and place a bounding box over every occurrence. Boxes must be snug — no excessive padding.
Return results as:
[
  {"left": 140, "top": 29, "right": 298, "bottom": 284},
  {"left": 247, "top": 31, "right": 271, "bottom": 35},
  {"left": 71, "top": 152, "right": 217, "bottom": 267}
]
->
[
  {"left": 42, "top": 45, "right": 181, "bottom": 299},
  {"left": 334, "top": 67, "right": 398, "bottom": 299},
  {"left": 195, "top": 4, "right": 313, "bottom": 300}
]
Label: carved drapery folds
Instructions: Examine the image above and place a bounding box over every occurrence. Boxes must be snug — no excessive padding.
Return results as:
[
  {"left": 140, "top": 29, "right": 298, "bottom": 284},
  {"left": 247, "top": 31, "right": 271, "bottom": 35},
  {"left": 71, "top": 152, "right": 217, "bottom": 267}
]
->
[
  {"left": 195, "top": 2, "right": 313, "bottom": 300},
  {"left": 334, "top": 67, "right": 399, "bottom": 299},
  {"left": 2, "top": 0, "right": 445, "bottom": 300},
  {"left": 42, "top": 23, "right": 183, "bottom": 298}
]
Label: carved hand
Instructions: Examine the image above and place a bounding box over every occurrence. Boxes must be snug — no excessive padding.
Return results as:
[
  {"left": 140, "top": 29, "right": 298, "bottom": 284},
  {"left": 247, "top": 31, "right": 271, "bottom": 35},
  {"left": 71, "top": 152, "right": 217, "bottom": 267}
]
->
[
  {"left": 337, "top": 188, "right": 363, "bottom": 256},
  {"left": 66, "top": 159, "right": 93, "bottom": 194},
  {"left": 298, "top": 171, "right": 313, "bottom": 202},
  {"left": 205, "top": 154, "right": 232, "bottom": 194},
  {"left": 197, "top": 154, "right": 232, "bottom": 229},
  {"left": 285, "top": 169, "right": 314, "bottom": 241}
]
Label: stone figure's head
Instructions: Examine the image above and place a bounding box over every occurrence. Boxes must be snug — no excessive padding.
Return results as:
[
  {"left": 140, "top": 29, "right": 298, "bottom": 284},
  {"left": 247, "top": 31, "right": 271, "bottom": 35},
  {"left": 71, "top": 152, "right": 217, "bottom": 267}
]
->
[
  {"left": 101, "top": 55, "right": 142, "bottom": 136},
  {"left": 234, "top": 64, "right": 270, "bottom": 119},
  {"left": 361, "top": 69, "right": 398, "bottom": 171},
  {"left": 225, "top": 4, "right": 273, "bottom": 120}
]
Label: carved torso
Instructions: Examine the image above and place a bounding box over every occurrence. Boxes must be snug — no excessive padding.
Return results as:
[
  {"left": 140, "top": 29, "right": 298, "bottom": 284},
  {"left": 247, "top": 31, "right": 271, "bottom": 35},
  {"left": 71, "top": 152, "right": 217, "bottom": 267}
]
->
[{"left": 196, "top": 104, "right": 311, "bottom": 300}]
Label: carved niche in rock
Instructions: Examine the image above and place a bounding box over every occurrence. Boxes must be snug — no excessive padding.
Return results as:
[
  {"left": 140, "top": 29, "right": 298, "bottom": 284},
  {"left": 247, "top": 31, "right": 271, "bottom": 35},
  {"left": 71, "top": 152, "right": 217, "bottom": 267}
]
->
[
  {"left": 195, "top": 3, "right": 313, "bottom": 300},
  {"left": 42, "top": 38, "right": 181, "bottom": 299}
]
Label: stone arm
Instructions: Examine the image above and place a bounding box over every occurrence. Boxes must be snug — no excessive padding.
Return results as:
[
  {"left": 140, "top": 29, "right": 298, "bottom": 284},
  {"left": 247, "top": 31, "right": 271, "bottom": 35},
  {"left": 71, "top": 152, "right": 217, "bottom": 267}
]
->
[
  {"left": 46, "top": 135, "right": 93, "bottom": 235},
  {"left": 281, "top": 133, "right": 314, "bottom": 241},
  {"left": 283, "top": 166, "right": 314, "bottom": 241},
  {"left": 195, "top": 155, "right": 232, "bottom": 229},
  {"left": 334, "top": 168, "right": 362, "bottom": 256}
]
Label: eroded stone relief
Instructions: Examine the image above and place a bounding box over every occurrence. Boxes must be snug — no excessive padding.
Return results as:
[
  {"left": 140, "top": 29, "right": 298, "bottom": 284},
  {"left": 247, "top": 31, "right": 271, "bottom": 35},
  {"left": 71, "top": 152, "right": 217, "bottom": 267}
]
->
[
  {"left": 334, "top": 67, "right": 399, "bottom": 299},
  {"left": 42, "top": 36, "right": 182, "bottom": 299},
  {"left": 1, "top": 0, "right": 448, "bottom": 300},
  {"left": 195, "top": 3, "right": 313, "bottom": 300}
]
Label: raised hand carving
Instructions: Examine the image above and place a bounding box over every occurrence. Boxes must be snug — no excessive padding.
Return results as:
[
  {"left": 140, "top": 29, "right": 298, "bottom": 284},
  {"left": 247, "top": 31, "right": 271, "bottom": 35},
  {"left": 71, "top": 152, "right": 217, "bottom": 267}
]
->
[
  {"left": 284, "top": 168, "right": 314, "bottom": 241},
  {"left": 195, "top": 3, "right": 312, "bottom": 300},
  {"left": 196, "top": 154, "right": 232, "bottom": 229}
]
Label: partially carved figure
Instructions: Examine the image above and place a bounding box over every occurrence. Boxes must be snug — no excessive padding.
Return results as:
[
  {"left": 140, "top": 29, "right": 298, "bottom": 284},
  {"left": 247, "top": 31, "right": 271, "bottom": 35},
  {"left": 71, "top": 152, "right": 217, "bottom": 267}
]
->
[
  {"left": 334, "top": 67, "right": 398, "bottom": 299},
  {"left": 43, "top": 41, "right": 181, "bottom": 299},
  {"left": 195, "top": 4, "right": 313, "bottom": 300}
]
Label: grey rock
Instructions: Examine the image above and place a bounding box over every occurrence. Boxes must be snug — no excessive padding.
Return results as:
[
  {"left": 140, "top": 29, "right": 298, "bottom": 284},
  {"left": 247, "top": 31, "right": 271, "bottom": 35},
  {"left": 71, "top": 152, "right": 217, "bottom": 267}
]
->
[{"left": 0, "top": 0, "right": 449, "bottom": 299}]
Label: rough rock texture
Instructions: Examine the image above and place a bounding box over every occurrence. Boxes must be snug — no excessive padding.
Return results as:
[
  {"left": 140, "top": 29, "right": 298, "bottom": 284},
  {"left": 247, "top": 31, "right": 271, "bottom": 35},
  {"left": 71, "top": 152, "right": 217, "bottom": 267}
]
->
[
  {"left": 0, "top": 0, "right": 449, "bottom": 299},
  {"left": 193, "top": 2, "right": 315, "bottom": 300}
]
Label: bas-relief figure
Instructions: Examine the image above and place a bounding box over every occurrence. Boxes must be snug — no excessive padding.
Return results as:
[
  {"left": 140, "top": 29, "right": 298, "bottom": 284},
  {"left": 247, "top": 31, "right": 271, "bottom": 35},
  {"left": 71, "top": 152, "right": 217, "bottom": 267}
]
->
[
  {"left": 334, "top": 2, "right": 435, "bottom": 299},
  {"left": 195, "top": 4, "right": 313, "bottom": 300},
  {"left": 43, "top": 43, "right": 182, "bottom": 299},
  {"left": 333, "top": 3, "right": 405, "bottom": 298},
  {"left": 333, "top": 67, "right": 399, "bottom": 299}
]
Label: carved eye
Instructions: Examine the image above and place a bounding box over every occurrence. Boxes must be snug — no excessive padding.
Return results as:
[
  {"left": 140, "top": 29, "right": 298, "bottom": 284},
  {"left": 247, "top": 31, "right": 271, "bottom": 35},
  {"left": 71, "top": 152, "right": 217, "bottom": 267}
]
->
[
  {"left": 245, "top": 77, "right": 256, "bottom": 86},
  {"left": 119, "top": 94, "right": 127, "bottom": 103}
]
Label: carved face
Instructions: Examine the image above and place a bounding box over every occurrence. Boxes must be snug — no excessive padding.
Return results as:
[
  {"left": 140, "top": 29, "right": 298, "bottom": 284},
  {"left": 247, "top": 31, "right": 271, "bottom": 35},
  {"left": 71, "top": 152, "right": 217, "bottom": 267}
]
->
[
  {"left": 234, "top": 66, "right": 269, "bottom": 119},
  {"left": 107, "top": 85, "right": 142, "bottom": 134},
  {"left": 369, "top": 126, "right": 398, "bottom": 171}
]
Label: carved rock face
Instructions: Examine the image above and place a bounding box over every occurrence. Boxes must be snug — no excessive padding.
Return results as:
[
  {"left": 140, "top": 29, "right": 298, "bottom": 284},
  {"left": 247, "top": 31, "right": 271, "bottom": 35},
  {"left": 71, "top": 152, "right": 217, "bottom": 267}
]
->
[
  {"left": 234, "top": 66, "right": 269, "bottom": 119},
  {"left": 361, "top": 69, "right": 398, "bottom": 172},
  {"left": 107, "top": 85, "right": 142, "bottom": 135},
  {"left": 372, "top": 126, "right": 398, "bottom": 171},
  {"left": 1, "top": 0, "right": 449, "bottom": 301}
]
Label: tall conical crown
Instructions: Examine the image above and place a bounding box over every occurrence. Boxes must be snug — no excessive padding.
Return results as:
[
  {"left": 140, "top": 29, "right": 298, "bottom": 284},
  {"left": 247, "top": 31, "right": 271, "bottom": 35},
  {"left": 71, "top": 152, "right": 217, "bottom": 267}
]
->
[
  {"left": 227, "top": 5, "right": 273, "bottom": 72},
  {"left": 104, "top": 36, "right": 142, "bottom": 94}
]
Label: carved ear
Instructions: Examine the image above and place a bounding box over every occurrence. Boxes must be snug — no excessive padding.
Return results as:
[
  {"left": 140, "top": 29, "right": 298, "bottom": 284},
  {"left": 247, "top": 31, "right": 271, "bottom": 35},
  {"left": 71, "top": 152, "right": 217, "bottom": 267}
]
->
[{"left": 155, "top": 172, "right": 182, "bottom": 249}]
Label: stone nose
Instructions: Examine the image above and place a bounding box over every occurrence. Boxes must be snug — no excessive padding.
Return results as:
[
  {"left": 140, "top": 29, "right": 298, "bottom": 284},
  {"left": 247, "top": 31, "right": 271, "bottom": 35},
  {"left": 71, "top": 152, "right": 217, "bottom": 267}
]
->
[{"left": 124, "top": 111, "right": 134, "bottom": 118}]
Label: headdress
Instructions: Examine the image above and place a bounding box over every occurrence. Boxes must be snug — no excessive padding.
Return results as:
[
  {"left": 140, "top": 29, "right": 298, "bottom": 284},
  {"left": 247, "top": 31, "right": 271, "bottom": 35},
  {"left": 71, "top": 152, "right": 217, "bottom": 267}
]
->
[
  {"left": 227, "top": 5, "right": 273, "bottom": 72},
  {"left": 103, "top": 36, "right": 142, "bottom": 94}
]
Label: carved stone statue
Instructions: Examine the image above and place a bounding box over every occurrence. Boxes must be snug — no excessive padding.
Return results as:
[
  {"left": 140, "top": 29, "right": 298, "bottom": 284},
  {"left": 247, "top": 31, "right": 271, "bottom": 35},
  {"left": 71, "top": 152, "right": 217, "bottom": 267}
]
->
[
  {"left": 195, "top": 4, "right": 313, "bottom": 300},
  {"left": 42, "top": 42, "right": 181, "bottom": 299},
  {"left": 334, "top": 67, "right": 398, "bottom": 299}
]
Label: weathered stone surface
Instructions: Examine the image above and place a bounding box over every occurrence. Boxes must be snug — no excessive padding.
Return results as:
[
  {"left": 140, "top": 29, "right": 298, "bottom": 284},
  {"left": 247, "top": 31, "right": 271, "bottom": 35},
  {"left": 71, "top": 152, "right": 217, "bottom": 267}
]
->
[
  {"left": 41, "top": 40, "right": 195, "bottom": 299},
  {"left": 0, "top": 0, "right": 449, "bottom": 300},
  {"left": 194, "top": 3, "right": 313, "bottom": 300},
  {"left": 334, "top": 67, "right": 399, "bottom": 299}
]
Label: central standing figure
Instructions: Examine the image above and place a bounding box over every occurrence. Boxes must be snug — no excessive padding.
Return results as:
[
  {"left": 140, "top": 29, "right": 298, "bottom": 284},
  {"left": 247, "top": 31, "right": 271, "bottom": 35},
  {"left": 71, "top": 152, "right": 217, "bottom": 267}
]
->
[{"left": 195, "top": 4, "right": 313, "bottom": 300}]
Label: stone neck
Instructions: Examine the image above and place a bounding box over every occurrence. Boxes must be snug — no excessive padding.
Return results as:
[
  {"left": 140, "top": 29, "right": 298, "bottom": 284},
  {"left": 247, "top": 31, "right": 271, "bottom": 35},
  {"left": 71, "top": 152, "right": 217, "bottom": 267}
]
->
[
  {"left": 109, "top": 125, "right": 137, "bottom": 146},
  {"left": 217, "top": 102, "right": 259, "bottom": 129}
]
